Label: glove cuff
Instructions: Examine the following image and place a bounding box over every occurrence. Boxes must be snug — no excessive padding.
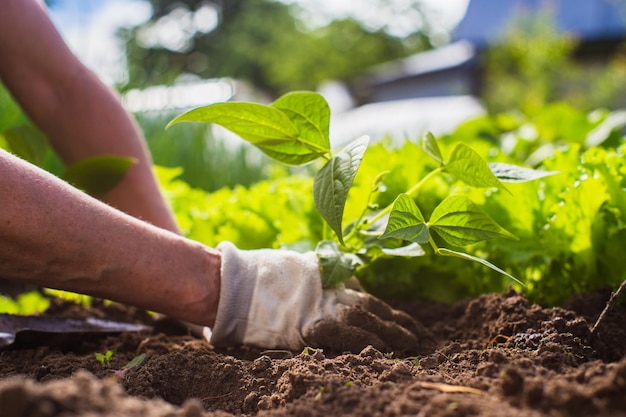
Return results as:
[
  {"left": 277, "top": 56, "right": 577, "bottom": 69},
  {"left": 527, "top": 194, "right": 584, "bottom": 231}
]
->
[{"left": 210, "top": 241, "right": 257, "bottom": 346}]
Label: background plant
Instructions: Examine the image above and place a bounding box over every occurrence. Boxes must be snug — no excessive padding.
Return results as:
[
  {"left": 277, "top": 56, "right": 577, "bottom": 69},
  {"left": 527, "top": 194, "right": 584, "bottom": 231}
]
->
[
  {"left": 483, "top": 10, "right": 626, "bottom": 115},
  {"left": 139, "top": 113, "right": 270, "bottom": 191}
]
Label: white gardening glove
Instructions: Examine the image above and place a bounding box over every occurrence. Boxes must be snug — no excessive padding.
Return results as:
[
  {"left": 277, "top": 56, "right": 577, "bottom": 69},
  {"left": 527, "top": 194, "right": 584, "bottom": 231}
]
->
[{"left": 207, "top": 241, "right": 421, "bottom": 353}]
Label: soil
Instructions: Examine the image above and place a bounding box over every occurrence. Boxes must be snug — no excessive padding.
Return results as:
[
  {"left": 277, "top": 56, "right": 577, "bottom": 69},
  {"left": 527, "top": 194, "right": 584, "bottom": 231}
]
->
[{"left": 1, "top": 288, "right": 626, "bottom": 417}]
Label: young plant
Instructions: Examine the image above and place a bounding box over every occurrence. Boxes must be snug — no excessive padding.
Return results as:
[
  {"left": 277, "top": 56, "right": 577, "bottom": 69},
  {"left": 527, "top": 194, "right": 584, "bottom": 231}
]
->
[
  {"left": 95, "top": 350, "right": 115, "bottom": 368},
  {"left": 168, "top": 92, "right": 555, "bottom": 288}
]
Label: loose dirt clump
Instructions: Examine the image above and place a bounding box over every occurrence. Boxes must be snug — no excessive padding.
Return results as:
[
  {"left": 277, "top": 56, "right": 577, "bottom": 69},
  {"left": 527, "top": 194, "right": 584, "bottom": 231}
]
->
[{"left": 1, "top": 289, "right": 625, "bottom": 417}]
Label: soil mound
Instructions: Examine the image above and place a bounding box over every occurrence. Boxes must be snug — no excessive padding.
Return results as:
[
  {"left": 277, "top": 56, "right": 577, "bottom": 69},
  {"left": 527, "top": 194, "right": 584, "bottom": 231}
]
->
[{"left": 1, "top": 290, "right": 625, "bottom": 417}]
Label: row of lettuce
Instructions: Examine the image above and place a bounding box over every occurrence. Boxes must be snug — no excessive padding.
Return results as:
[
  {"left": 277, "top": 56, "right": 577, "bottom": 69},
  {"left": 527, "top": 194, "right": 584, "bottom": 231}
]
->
[{"left": 158, "top": 102, "right": 626, "bottom": 306}]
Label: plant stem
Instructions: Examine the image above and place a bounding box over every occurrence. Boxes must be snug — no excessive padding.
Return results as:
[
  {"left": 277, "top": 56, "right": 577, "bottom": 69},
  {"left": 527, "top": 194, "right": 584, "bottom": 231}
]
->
[
  {"left": 429, "top": 235, "right": 440, "bottom": 254},
  {"left": 342, "top": 186, "right": 378, "bottom": 243},
  {"left": 590, "top": 277, "right": 626, "bottom": 336},
  {"left": 405, "top": 167, "right": 444, "bottom": 197},
  {"left": 366, "top": 167, "right": 444, "bottom": 228}
]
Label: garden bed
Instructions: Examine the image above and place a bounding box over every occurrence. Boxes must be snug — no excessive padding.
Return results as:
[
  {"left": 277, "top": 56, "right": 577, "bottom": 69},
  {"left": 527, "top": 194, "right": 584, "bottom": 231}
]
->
[{"left": 1, "top": 289, "right": 625, "bottom": 417}]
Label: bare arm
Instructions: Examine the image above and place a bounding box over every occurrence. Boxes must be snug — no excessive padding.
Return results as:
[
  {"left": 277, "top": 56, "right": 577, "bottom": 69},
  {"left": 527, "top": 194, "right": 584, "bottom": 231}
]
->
[
  {"left": 0, "top": 149, "right": 220, "bottom": 326},
  {"left": 0, "top": 0, "right": 179, "bottom": 233}
]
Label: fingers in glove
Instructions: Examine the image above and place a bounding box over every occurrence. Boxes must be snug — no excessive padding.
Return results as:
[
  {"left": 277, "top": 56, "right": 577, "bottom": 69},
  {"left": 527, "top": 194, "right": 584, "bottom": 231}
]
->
[
  {"left": 335, "top": 289, "right": 420, "bottom": 333},
  {"left": 304, "top": 318, "right": 386, "bottom": 353},
  {"left": 342, "top": 305, "right": 417, "bottom": 352},
  {"left": 360, "top": 295, "right": 436, "bottom": 351},
  {"left": 361, "top": 295, "right": 433, "bottom": 342}
]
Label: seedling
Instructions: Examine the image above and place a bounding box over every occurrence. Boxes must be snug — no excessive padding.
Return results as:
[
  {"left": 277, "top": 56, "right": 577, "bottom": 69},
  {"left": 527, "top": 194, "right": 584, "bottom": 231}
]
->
[
  {"left": 314, "top": 386, "right": 326, "bottom": 401},
  {"left": 168, "top": 92, "right": 555, "bottom": 288},
  {"left": 95, "top": 350, "right": 114, "bottom": 368}
]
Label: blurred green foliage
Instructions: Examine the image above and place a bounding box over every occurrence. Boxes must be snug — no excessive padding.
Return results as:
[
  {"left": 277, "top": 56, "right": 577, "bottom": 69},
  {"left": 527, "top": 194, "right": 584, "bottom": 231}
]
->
[
  {"left": 484, "top": 11, "right": 626, "bottom": 115},
  {"left": 139, "top": 113, "right": 270, "bottom": 191},
  {"left": 0, "top": 291, "right": 50, "bottom": 315},
  {"left": 121, "top": 0, "right": 430, "bottom": 94}
]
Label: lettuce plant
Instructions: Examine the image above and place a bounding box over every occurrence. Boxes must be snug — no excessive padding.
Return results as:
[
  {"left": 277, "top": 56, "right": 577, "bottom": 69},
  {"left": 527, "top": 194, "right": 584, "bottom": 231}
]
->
[{"left": 168, "top": 92, "right": 554, "bottom": 288}]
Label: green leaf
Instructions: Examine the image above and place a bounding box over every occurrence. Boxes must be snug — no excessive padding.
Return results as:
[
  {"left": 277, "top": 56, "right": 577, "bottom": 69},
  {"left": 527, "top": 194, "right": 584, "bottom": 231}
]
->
[
  {"left": 380, "top": 194, "right": 429, "bottom": 244},
  {"left": 316, "top": 240, "right": 361, "bottom": 288},
  {"left": 63, "top": 155, "right": 136, "bottom": 196},
  {"left": 257, "top": 142, "right": 325, "bottom": 165},
  {"left": 314, "top": 136, "right": 369, "bottom": 244},
  {"left": 421, "top": 132, "right": 443, "bottom": 164},
  {"left": 2, "top": 125, "right": 49, "bottom": 166},
  {"left": 445, "top": 143, "right": 505, "bottom": 190},
  {"left": 437, "top": 247, "right": 525, "bottom": 287},
  {"left": 380, "top": 243, "right": 425, "bottom": 257},
  {"left": 123, "top": 353, "right": 146, "bottom": 369},
  {"left": 95, "top": 350, "right": 114, "bottom": 367},
  {"left": 167, "top": 102, "right": 297, "bottom": 144},
  {"left": 167, "top": 101, "right": 327, "bottom": 165},
  {"left": 488, "top": 163, "right": 559, "bottom": 183},
  {"left": 271, "top": 91, "right": 331, "bottom": 154},
  {"left": 429, "top": 195, "right": 517, "bottom": 247}
]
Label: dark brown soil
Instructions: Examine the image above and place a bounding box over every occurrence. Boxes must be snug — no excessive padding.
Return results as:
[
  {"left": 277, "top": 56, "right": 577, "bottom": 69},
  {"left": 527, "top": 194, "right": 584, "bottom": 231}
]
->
[{"left": 1, "top": 288, "right": 626, "bottom": 417}]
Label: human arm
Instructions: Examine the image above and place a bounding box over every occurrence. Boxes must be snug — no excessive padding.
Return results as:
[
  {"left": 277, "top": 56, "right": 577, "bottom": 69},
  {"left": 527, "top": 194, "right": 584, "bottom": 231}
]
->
[
  {"left": 0, "top": 0, "right": 179, "bottom": 233},
  {"left": 1, "top": 149, "right": 421, "bottom": 352},
  {"left": 0, "top": 149, "right": 220, "bottom": 325}
]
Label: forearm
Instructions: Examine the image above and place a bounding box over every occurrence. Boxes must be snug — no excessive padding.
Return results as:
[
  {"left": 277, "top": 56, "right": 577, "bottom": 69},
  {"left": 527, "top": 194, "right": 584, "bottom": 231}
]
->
[
  {"left": 0, "top": 150, "right": 220, "bottom": 326},
  {"left": 0, "top": 0, "right": 179, "bottom": 233}
]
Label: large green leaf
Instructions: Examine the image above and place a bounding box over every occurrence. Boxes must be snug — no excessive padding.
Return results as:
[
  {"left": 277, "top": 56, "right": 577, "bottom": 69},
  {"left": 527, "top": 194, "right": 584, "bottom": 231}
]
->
[
  {"left": 380, "top": 193, "right": 429, "bottom": 244},
  {"left": 63, "top": 155, "right": 136, "bottom": 196},
  {"left": 271, "top": 91, "right": 330, "bottom": 154},
  {"left": 168, "top": 96, "right": 331, "bottom": 165},
  {"left": 429, "top": 195, "right": 517, "bottom": 247},
  {"left": 257, "top": 141, "right": 326, "bottom": 165},
  {"left": 316, "top": 240, "right": 361, "bottom": 288},
  {"left": 167, "top": 102, "right": 298, "bottom": 144},
  {"left": 168, "top": 102, "right": 321, "bottom": 165},
  {"left": 314, "top": 136, "right": 369, "bottom": 244},
  {"left": 445, "top": 143, "right": 504, "bottom": 190}
]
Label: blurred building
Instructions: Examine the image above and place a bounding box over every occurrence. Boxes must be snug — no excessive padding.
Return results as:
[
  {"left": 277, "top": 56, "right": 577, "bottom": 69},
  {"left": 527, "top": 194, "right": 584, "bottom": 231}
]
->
[{"left": 329, "top": 0, "right": 626, "bottom": 146}]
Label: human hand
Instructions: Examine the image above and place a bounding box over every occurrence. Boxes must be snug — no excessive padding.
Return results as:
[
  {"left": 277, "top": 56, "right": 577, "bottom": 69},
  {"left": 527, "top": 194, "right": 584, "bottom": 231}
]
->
[{"left": 207, "top": 242, "right": 423, "bottom": 353}]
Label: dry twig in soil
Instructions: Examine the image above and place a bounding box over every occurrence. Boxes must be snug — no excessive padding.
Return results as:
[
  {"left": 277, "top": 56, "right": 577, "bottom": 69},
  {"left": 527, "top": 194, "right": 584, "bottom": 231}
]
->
[{"left": 590, "top": 278, "right": 626, "bottom": 336}]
